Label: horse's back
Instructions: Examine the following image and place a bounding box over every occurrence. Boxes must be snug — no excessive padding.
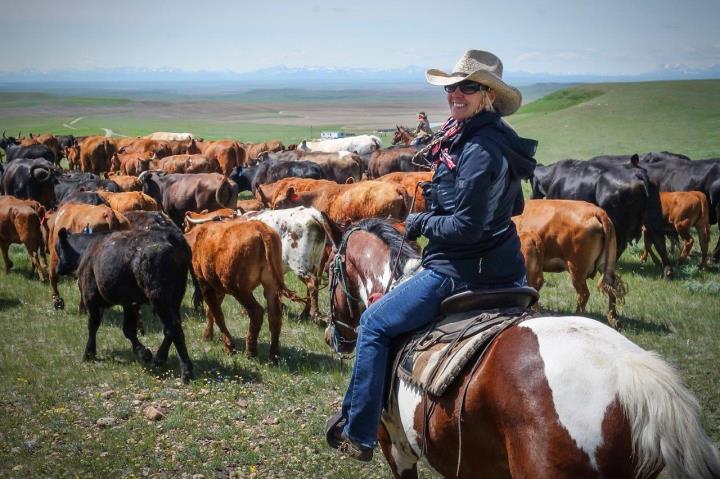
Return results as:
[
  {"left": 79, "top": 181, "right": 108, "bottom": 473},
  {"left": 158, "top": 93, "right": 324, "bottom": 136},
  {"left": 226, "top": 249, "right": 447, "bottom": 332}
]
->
[{"left": 391, "top": 315, "right": 719, "bottom": 478}]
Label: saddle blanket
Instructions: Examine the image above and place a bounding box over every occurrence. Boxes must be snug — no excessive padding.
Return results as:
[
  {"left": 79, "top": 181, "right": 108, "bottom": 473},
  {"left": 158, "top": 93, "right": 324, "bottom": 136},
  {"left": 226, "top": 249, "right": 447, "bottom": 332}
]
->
[{"left": 394, "top": 307, "right": 534, "bottom": 397}]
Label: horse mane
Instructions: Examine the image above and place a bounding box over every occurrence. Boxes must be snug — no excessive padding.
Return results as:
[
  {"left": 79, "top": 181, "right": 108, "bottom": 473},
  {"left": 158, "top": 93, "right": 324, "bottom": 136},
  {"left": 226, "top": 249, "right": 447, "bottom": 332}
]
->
[{"left": 353, "top": 218, "right": 420, "bottom": 277}]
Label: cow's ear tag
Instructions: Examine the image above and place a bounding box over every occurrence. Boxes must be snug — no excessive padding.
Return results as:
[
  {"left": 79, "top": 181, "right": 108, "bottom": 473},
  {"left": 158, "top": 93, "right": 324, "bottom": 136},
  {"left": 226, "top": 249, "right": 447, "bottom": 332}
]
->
[{"left": 290, "top": 193, "right": 301, "bottom": 202}]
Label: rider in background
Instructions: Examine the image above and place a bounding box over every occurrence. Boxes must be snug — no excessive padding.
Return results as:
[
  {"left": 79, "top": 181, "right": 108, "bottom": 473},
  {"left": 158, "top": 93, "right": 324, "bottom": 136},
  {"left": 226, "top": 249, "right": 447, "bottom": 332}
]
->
[
  {"left": 412, "top": 111, "right": 433, "bottom": 145},
  {"left": 328, "top": 49, "right": 538, "bottom": 462}
]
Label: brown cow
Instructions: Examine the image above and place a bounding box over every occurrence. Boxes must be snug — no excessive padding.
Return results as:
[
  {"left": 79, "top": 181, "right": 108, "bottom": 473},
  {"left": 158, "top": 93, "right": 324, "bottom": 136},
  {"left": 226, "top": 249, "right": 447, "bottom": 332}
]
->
[
  {"left": 194, "top": 140, "right": 247, "bottom": 174},
  {"left": 368, "top": 146, "right": 424, "bottom": 178},
  {"left": 117, "top": 138, "right": 172, "bottom": 158},
  {"left": 138, "top": 154, "right": 220, "bottom": 174},
  {"left": 243, "top": 140, "right": 285, "bottom": 162},
  {"left": 185, "top": 219, "right": 286, "bottom": 360},
  {"left": 0, "top": 196, "right": 48, "bottom": 280},
  {"left": 97, "top": 191, "right": 161, "bottom": 213},
  {"left": 377, "top": 171, "right": 433, "bottom": 212},
  {"left": 641, "top": 191, "right": 710, "bottom": 268},
  {"left": 269, "top": 178, "right": 408, "bottom": 225},
  {"left": 237, "top": 198, "right": 265, "bottom": 212},
  {"left": 77, "top": 136, "right": 117, "bottom": 174},
  {"left": 255, "top": 178, "right": 337, "bottom": 207},
  {"left": 139, "top": 172, "right": 239, "bottom": 226},
  {"left": 300, "top": 151, "right": 363, "bottom": 183},
  {"left": 46, "top": 203, "right": 130, "bottom": 309},
  {"left": 513, "top": 199, "right": 626, "bottom": 329},
  {"left": 104, "top": 173, "right": 141, "bottom": 191},
  {"left": 66, "top": 145, "right": 81, "bottom": 170}
]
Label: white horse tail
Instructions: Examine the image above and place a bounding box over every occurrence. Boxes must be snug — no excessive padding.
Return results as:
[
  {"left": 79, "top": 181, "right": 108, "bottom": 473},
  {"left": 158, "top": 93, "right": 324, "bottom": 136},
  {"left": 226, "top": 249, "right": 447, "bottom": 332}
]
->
[{"left": 617, "top": 350, "right": 720, "bottom": 478}]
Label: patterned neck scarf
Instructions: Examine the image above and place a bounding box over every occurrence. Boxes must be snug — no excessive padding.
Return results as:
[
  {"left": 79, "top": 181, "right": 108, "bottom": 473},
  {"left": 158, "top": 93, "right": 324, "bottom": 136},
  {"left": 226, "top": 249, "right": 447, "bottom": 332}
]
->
[{"left": 421, "top": 117, "right": 466, "bottom": 170}]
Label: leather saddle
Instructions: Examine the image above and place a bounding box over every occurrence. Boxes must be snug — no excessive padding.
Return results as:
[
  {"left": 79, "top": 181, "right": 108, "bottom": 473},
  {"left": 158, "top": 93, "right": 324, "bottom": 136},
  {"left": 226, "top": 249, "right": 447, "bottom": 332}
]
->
[
  {"left": 440, "top": 286, "right": 539, "bottom": 316},
  {"left": 389, "top": 286, "right": 539, "bottom": 399}
]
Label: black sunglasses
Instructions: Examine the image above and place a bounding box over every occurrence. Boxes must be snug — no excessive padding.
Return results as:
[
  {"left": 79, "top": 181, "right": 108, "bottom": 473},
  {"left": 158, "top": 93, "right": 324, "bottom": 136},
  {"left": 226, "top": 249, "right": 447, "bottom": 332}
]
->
[{"left": 444, "top": 82, "right": 487, "bottom": 94}]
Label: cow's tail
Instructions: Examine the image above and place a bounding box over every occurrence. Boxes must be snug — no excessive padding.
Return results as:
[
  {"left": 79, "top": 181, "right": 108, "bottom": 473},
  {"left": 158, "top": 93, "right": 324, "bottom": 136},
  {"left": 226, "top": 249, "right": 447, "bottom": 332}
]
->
[
  {"left": 259, "top": 225, "right": 304, "bottom": 304},
  {"left": 595, "top": 211, "right": 627, "bottom": 305},
  {"left": 216, "top": 178, "right": 238, "bottom": 208},
  {"left": 190, "top": 270, "right": 204, "bottom": 312},
  {"left": 697, "top": 192, "right": 711, "bottom": 238},
  {"left": 616, "top": 350, "right": 720, "bottom": 479}
]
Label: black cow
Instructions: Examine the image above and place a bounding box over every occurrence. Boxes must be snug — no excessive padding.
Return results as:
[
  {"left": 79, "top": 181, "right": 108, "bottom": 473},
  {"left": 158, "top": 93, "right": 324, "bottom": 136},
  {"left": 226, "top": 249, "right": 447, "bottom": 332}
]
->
[
  {"left": 59, "top": 191, "right": 109, "bottom": 206},
  {"left": 0, "top": 132, "right": 19, "bottom": 158},
  {"left": 230, "top": 159, "right": 326, "bottom": 193},
  {"left": 54, "top": 172, "right": 120, "bottom": 204},
  {"left": 532, "top": 155, "right": 673, "bottom": 277},
  {"left": 139, "top": 172, "right": 239, "bottom": 226},
  {"left": 54, "top": 225, "right": 194, "bottom": 382},
  {"left": 638, "top": 156, "right": 720, "bottom": 261},
  {"left": 1, "top": 158, "right": 60, "bottom": 207},
  {"left": 56, "top": 135, "right": 77, "bottom": 159},
  {"left": 4, "top": 144, "right": 56, "bottom": 164}
]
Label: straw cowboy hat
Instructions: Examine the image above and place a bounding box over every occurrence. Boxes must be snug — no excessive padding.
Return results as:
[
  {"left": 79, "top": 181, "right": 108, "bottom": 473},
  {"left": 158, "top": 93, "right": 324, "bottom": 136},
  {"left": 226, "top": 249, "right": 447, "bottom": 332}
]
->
[{"left": 426, "top": 49, "right": 522, "bottom": 116}]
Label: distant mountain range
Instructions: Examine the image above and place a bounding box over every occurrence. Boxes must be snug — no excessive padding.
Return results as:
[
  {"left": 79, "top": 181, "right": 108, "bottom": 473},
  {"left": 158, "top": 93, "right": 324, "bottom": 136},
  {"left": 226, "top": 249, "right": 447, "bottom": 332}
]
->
[{"left": 0, "top": 64, "right": 718, "bottom": 86}]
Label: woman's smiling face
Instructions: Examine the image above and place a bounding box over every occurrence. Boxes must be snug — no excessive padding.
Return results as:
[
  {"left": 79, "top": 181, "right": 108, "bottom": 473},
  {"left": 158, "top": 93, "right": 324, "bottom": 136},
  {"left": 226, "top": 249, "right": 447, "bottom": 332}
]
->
[{"left": 445, "top": 81, "right": 495, "bottom": 121}]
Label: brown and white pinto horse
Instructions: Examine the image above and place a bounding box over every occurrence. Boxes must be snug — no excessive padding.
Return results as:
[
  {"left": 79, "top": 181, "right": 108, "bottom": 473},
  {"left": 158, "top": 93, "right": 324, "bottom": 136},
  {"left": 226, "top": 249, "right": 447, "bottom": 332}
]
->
[{"left": 327, "top": 219, "right": 720, "bottom": 479}]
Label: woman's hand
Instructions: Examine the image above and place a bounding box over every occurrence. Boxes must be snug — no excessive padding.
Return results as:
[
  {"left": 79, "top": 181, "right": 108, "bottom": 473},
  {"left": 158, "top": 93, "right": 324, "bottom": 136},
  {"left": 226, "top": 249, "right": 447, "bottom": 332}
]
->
[{"left": 405, "top": 212, "right": 432, "bottom": 240}]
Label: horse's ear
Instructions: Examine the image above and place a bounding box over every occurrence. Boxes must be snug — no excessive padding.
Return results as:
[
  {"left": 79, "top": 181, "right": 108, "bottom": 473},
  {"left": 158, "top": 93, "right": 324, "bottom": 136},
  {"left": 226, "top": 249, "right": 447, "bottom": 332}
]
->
[
  {"left": 630, "top": 154, "right": 640, "bottom": 167},
  {"left": 319, "top": 211, "right": 343, "bottom": 248}
]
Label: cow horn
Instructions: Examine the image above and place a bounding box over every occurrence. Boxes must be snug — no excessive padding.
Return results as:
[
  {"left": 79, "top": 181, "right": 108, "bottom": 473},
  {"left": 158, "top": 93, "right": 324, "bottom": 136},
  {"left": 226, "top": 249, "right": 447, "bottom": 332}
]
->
[
  {"left": 2, "top": 130, "right": 5, "bottom": 139},
  {"left": 137, "top": 170, "right": 152, "bottom": 182}
]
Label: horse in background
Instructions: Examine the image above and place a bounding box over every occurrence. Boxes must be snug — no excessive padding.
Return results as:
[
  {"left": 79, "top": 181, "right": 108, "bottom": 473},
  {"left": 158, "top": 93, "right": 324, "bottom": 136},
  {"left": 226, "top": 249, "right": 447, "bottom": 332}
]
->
[{"left": 326, "top": 218, "right": 720, "bottom": 479}]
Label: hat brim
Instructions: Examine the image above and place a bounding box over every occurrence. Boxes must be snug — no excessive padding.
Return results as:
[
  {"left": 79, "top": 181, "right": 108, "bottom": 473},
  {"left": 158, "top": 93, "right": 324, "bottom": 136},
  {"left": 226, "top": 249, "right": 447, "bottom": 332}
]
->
[{"left": 426, "top": 68, "right": 522, "bottom": 116}]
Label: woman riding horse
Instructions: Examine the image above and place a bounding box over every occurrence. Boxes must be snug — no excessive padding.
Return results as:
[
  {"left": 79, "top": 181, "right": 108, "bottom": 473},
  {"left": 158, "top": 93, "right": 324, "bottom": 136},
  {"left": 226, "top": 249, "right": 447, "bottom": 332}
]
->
[{"left": 327, "top": 49, "right": 538, "bottom": 461}]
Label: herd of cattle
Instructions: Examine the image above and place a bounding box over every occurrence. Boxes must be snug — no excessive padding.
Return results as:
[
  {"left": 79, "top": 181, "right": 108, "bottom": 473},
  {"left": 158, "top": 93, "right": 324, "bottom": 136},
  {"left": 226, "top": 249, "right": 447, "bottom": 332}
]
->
[{"left": 1, "top": 129, "right": 719, "bottom": 380}]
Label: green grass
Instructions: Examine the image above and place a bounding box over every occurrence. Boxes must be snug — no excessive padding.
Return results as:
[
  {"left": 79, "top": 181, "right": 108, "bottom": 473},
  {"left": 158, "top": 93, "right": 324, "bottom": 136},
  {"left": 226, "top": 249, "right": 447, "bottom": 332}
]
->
[
  {"left": 1, "top": 81, "right": 720, "bottom": 477},
  {"left": 511, "top": 79, "right": 720, "bottom": 163}
]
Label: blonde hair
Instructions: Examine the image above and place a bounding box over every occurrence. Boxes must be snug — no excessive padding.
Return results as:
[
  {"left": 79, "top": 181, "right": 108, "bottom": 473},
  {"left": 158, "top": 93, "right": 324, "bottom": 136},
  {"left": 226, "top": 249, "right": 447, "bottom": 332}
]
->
[{"left": 481, "top": 89, "right": 496, "bottom": 113}]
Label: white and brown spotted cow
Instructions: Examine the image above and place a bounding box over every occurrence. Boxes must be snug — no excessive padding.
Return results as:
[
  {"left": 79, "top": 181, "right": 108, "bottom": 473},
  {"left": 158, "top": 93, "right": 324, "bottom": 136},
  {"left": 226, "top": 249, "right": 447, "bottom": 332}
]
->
[{"left": 248, "top": 207, "right": 339, "bottom": 323}]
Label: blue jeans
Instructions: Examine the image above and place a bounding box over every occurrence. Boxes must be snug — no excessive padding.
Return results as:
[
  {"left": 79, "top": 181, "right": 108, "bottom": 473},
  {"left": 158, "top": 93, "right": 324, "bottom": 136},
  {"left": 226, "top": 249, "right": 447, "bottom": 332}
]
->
[
  {"left": 341, "top": 268, "right": 456, "bottom": 448},
  {"left": 341, "top": 267, "right": 528, "bottom": 448}
]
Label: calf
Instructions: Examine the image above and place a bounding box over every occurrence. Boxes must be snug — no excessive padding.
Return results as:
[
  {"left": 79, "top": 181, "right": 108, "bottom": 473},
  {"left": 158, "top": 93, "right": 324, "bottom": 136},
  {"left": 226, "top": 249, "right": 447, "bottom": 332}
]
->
[
  {"left": 642, "top": 191, "right": 710, "bottom": 268},
  {"left": 0, "top": 196, "right": 48, "bottom": 280},
  {"left": 513, "top": 199, "right": 626, "bottom": 329},
  {"left": 55, "top": 226, "right": 193, "bottom": 382},
  {"left": 47, "top": 203, "right": 130, "bottom": 309},
  {"left": 185, "top": 220, "right": 287, "bottom": 361}
]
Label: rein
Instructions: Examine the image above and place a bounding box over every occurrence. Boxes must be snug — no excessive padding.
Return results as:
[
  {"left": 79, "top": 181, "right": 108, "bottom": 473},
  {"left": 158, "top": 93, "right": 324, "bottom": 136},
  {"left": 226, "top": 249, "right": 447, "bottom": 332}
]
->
[{"left": 328, "top": 226, "right": 362, "bottom": 354}]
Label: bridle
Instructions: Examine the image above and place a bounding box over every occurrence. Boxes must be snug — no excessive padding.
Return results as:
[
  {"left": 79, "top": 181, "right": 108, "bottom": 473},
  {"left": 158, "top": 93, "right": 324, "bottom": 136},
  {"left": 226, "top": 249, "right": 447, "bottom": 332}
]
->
[{"left": 328, "top": 226, "right": 362, "bottom": 355}]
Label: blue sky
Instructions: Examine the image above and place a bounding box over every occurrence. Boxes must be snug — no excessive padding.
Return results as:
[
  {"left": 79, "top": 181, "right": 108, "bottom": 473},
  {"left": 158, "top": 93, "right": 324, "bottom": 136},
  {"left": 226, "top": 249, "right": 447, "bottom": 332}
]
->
[{"left": 0, "top": 0, "right": 718, "bottom": 75}]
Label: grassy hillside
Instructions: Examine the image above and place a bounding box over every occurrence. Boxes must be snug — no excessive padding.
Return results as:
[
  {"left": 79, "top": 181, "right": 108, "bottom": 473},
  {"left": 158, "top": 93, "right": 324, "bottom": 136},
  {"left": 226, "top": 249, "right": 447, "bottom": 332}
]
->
[{"left": 511, "top": 80, "right": 720, "bottom": 163}]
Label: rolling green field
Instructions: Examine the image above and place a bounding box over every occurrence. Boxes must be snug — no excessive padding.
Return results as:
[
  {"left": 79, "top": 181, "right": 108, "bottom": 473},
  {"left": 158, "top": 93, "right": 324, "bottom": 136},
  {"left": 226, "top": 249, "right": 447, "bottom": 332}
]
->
[{"left": 1, "top": 80, "right": 719, "bottom": 478}]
